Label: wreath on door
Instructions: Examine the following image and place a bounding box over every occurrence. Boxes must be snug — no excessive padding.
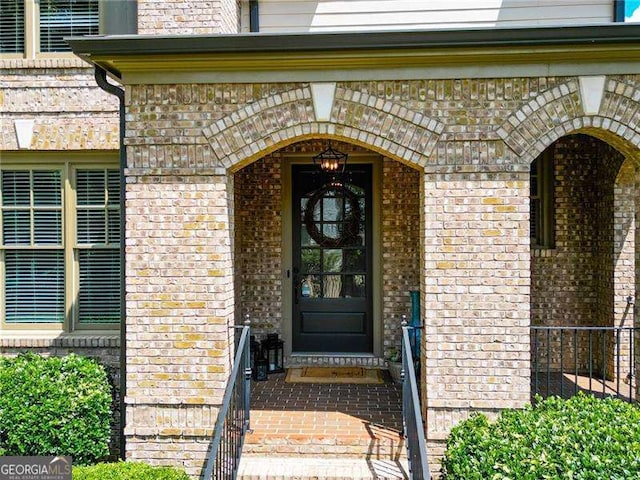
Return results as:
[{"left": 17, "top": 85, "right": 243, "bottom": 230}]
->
[{"left": 303, "top": 184, "right": 361, "bottom": 248}]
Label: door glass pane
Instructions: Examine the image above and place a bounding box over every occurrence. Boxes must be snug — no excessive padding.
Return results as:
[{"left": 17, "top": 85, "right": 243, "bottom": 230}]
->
[
  {"left": 322, "top": 223, "right": 340, "bottom": 239},
  {"left": 301, "top": 248, "right": 320, "bottom": 273},
  {"left": 323, "top": 275, "right": 342, "bottom": 298},
  {"left": 345, "top": 249, "right": 365, "bottom": 272},
  {"left": 323, "top": 249, "right": 342, "bottom": 272},
  {"left": 301, "top": 226, "right": 317, "bottom": 246},
  {"left": 300, "top": 275, "right": 321, "bottom": 298},
  {"left": 323, "top": 197, "right": 343, "bottom": 221},
  {"left": 344, "top": 274, "right": 365, "bottom": 298},
  {"left": 358, "top": 224, "right": 366, "bottom": 246},
  {"left": 302, "top": 197, "right": 320, "bottom": 221}
]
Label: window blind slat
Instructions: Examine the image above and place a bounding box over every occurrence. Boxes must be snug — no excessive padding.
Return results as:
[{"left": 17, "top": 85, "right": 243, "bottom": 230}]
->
[
  {"left": 107, "top": 211, "right": 120, "bottom": 244},
  {"left": 39, "top": 0, "right": 99, "bottom": 53},
  {"left": 5, "top": 251, "right": 65, "bottom": 323},
  {"left": 76, "top": 169, "right": 105, "bottom": 206},
  {"left": 2, "top": 210, "right": 30, "bottom": 245},
  {"left": 0, "top": 0, "right": 25, "bottom": 53},
  {"left": 1, "top": 170, "right": 30, "bottom": 206},
  {"left": 107, "top": 170, "right": 120, "bottom": 205},
  {"left": 34, "top": 210, "right": 62, "bottom": 245},
  {"left": 33, "top": 171, "right": 62, "bottom": 206},
  {"left": 77, "top": 208, "right": 106, "bottom": 244},
  {"left": 78, "top": 249, "right": 120, "bottom": 324}
]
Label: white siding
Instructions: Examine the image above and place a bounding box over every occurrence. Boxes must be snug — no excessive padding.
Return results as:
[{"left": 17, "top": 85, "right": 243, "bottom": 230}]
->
[{"left": 249, "top": 0, "right": 614, "bottom": 33}]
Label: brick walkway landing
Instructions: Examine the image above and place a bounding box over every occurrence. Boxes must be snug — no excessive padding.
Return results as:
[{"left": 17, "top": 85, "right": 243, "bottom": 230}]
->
[{"left": 238, "top": 371, "right": 408, "bottom": 479}]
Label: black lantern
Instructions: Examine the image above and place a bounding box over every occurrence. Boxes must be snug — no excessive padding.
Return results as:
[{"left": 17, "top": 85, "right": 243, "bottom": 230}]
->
[
  {"left": 261, "top": 333, "right": 284, "bottom": 373},
  {"left": 313, "top": 144, "right": 348, "bottom": 182},
  {"left": 253, "top": 356, "right": 268, "bottom": 381}
]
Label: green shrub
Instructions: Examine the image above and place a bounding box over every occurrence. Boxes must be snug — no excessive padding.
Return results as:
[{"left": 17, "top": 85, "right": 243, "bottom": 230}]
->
[
  {"left": 443, "top": 393, "right": 640, "bottom": 480},
  {"left": 0, "top": 353, "right": 112, "bottom": 465},
  {"left": 73, "top": 462, "right": 190, "bottom": 480}
]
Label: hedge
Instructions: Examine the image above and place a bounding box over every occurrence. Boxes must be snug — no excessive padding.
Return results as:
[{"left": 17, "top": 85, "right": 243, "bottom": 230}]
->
[
  {"left": 443, "top": 393, "right": 640, "bottom": 479},
  {"left": 73, "top": 462, "right": 191, "bottom": 480},
  {"left": 0, "top": 353, "right": 112, "bottom": 465}
]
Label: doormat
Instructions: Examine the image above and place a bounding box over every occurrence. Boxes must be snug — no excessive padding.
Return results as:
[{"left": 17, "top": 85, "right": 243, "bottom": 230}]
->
[{"left": 285, "top": 367, "right": 383, "bottom": 384}]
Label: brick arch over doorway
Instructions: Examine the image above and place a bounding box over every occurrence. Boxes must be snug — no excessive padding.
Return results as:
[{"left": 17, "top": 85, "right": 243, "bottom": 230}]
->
[
  {"left": 498, "top": 78, "right": 640, "bottom": 164},
  {"left": 201, "top": 85, "right": 444, "bottom": 170}
]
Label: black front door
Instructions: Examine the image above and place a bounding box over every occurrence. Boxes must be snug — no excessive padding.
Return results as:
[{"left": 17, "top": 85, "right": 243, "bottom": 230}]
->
[{"left": 292, "top": 164, "right": 373, "bottom": 353}]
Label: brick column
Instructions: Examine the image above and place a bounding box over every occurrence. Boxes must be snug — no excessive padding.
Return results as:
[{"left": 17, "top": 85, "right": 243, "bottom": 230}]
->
[
  {"left": 423, "top": 168, "right": 531, "bottom": 470},
  {"left": 613, "top": 165, "right": 635, "bottom": 382},
  {"left": 124, "top": 169, "right": 234, "bottom": 476},
  {"left": 635, "top": 167, "right": 640, "bottom": 400}
]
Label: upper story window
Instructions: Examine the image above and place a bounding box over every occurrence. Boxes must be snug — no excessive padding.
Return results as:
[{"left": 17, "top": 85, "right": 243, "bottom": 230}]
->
[{"left": 0, "top": 0, "right": 98, "bottom": 57}]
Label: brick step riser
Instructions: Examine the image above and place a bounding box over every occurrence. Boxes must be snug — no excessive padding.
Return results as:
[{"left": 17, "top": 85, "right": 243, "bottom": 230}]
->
[
  {"left": 237, "top": 457, "right": 409, "bottom": 480},
  {"left": 242, "top": 443, "right": 407, "bottom": 459}
]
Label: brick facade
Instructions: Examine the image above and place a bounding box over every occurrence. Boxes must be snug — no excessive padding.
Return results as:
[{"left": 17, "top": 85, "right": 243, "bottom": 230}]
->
[
  {"left": 0, "top": 59, "right": 119, "bottom": 150},
  {"left": 124, "top": 173, "right": 235, "bottom": 477},
  {"left": 137, "top": 0, "right": 239, "bottom": 35},
  {"left": 4, "top": 20, "right": 640, "bottom": 476}
]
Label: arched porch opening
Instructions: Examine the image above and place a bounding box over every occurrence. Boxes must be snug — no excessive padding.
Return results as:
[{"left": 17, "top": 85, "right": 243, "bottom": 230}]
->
[
  {"left": 232, "top": 138, "right": 423, "bottom": 365},
  {"left": 530, "top": 133, "right": 636, "bottom": 400}
]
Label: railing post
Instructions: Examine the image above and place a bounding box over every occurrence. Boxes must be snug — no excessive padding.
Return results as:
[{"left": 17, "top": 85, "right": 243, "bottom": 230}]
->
[
  {"left": 401, "top": 320, "right": 430, "bottom": 479},
  {"left": 401, "top": 315, "right": 407, "bottom": 384},
  {"left": 244, "top": 316, "right": 252, "bottom": 432}
]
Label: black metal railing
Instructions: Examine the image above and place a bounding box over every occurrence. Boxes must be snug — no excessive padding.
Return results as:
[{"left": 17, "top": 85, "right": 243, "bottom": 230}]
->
[
  {"left": 532, "top": 326, "right": 637, "bottom": 402},
  {"left": 203, "top": 324, "right": 251, "bottom": 480},
  {"left": 402, "top": 323, "right": 430, "bottom": 480}
]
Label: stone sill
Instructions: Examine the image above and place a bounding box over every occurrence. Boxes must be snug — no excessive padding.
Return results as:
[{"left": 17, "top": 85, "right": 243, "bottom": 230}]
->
[{"left": 0, "top": 334, "right": 120, "bottom": 348}]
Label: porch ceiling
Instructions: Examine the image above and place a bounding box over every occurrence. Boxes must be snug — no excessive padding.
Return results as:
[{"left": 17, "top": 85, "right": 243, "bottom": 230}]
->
[{"left": 67, "top": 24, "right": 640, "bottom": 84}]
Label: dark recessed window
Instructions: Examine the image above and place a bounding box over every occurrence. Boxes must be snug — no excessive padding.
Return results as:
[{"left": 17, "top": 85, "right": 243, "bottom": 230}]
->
[{"left": 530, "top": 149, "right": 555, "bottom": 248}]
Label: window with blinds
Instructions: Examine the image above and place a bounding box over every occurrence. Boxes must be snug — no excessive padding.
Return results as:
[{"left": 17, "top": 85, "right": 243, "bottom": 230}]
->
[
  {"left": 39, "top": 0, "right": 99, "bottom": 52},
  {"left": 1, "top": 164, "right": 120, "bottom": 329},
  {"left": 76, "top": 169, "right": 120, "bottom": 324},
  {"left": 0, "top": 0, "right": 25, "bottom": 53},
  {"left": 530, "top": 149, "right": 555, "bottom": 248},
  {"left": 1, "top": 170, "right": 65, "bottom": 323}
]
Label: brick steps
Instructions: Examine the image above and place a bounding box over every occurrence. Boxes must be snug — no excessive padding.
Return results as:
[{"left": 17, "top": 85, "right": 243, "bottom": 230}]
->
[
  {"left": 237, "top": 456, "right": 409, "bottom": 479},
  {"left": 243, "top": 428, "right": 406, "bottom": 458},
  {"left": 240, "top": 372, "right": 406, "bottom": 478}
]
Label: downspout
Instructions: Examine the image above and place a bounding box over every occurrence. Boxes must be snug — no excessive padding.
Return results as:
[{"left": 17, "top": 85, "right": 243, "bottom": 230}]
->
[
  {"left": 94, "top": 66, "right": 126, "bottom": 460},
  {"left": 249, "top": 0, "right": 259, "bottom": 32}
]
